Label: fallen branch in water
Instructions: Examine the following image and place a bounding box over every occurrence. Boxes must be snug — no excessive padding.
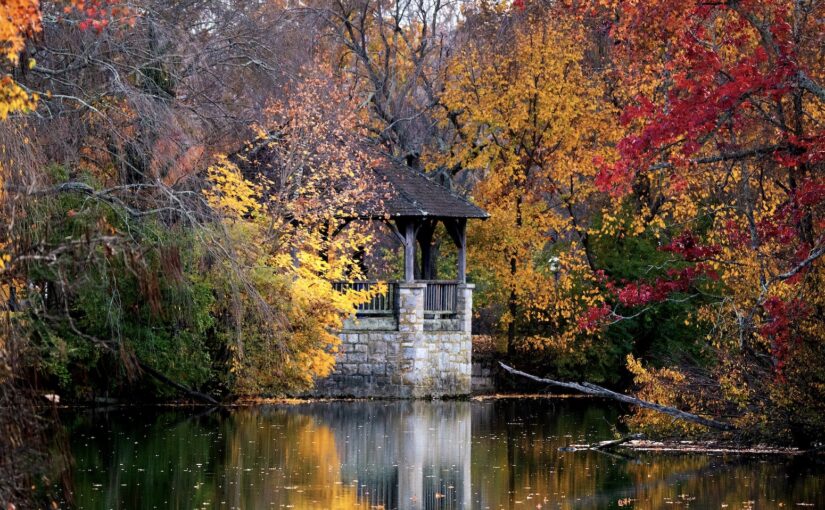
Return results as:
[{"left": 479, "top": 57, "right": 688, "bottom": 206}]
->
[
  {"left": 560, "top": 433, "right": 645, "bottom": 452},
  {"left": 499, "top": 362, "right": 734, "bottom": 431},
  {"left": 594, "top": 433, "right": 646, "bottom": 450}
]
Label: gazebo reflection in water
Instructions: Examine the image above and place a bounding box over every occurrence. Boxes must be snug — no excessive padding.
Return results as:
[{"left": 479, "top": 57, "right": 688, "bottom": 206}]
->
[{"left": 296, "top": 401, "right": 473, "bottom": 510}]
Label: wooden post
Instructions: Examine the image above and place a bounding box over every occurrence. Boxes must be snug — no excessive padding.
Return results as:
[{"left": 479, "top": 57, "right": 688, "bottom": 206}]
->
[
  {"left": 404, "top": 220, "right": 416, "bottom": 282},
  {"left": 457, "top": 219, "right": 467, "bottom": 283},
  {"left": 445, "top": 218, "right": 467, "bottom": 283}
]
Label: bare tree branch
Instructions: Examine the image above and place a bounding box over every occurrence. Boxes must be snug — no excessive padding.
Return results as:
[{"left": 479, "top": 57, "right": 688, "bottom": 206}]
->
[{"left": 499, "top": 362, "right": 735, "bottom": 431}]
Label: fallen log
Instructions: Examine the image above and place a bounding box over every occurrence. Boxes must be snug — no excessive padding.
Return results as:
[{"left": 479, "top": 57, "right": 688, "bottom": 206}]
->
[
  {"left": 593, "top": 433, "right": 646, "bottom": 450},
  {"left": 499, "top": 362, "right": 734, "bottom": 431},
  {"left": 560, "top": 433, "right": 645, "bottom": 452}
]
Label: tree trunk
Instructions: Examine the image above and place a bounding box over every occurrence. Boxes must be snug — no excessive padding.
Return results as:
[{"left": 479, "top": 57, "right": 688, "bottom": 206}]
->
[
  {"left": 499, "top": 362, "right": 734, "bottom": 431},
  {"left": 139, "top": 362, "right": 220, "bottom": 406}
]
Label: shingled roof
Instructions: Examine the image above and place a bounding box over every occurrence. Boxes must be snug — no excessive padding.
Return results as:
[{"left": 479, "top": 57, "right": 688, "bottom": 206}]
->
[{"left": 360, "top": 162, "right": 489, "bottom": 220}]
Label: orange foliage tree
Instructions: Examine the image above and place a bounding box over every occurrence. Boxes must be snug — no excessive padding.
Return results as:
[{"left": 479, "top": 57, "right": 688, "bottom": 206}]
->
[{"left": 205, "top": 66, "right": 383, "bottom": 394}]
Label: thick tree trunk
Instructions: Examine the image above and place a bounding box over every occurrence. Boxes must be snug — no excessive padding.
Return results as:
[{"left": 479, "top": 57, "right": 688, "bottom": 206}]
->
[{"left": 499, "top": 362, "right": 734, "bottom": 431}]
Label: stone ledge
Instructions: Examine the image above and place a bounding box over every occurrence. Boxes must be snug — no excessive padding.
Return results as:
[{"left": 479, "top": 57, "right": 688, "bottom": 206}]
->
[{"left": 396, "top": 282, "right": 428, "bottom": 289}]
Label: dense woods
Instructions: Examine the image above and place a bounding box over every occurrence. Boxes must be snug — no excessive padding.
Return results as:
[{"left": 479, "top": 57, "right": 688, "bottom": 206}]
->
[{"left": 1, "top": 0, "right": 823, "bottom": 503}]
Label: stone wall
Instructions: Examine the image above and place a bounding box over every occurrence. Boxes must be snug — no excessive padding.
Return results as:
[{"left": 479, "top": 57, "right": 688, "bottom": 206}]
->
[
  {"left": 312, "top": 282, "right": 474, "bottom": 398},
  {"left": 471, "top": 359, "right": 498, "bottom": 394}
]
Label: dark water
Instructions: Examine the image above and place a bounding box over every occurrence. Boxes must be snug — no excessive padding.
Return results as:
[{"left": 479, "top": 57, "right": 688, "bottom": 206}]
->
[{"left": 57, "top": 399, "right": 824, "bottom": 509}]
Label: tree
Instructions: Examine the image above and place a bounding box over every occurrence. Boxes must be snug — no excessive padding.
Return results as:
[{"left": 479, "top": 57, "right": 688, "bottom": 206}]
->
[
  {"left": 207, "top": 66, "right": 384, "bottom": 394},
  {"left": 1, "top": 2, "right": 131, "bottom": 504},
  {"left": 584, "top": 0, "right": 825, "bottom": 443},
  {"left": 437, "top": 7, "right": 620, "bottom": 373},
  {"left": 315, "top": 0, "right": 459, "bottom": 166},
  {"left": 0, "top": 0, "right": 384, "bottom": 432},
  {"left": 0, "top": 1, "right": 40, "bottom": 120}
]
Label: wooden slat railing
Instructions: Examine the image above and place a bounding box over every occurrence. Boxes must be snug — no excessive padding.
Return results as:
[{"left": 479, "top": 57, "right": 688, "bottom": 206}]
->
[
  {"left": 423, "top": 281, "right": 458, "bottom": 313},
  {"left": 332, "top": 281, "right": 396, "bottom": 315},
  {"left": 333, "top": 280, "right": 460, "bottom": 315}
]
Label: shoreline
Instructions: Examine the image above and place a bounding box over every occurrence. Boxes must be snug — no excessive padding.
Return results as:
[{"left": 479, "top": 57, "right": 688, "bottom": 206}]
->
[{"left": 32, "top": 392, "right": 596, "bottom": 408}]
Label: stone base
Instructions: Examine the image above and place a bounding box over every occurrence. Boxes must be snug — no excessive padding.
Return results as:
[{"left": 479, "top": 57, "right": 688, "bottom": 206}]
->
[
  {"left": 310, "top": 282, "right": 474, "bottom": 399},
  {"left": 471, "top": 358, "right": 498, "bottom": 394},
  {"left": 311, "top": 328, "right": 472, "bottom": 398}
]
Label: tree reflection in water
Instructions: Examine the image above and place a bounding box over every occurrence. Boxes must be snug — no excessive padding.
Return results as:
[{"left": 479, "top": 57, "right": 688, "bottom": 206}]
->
[{"left": 59, "top": 399, "right": 825, "bottom": 509}]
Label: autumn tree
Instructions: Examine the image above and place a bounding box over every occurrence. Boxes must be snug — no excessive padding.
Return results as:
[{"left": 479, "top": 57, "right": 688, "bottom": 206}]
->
[
  {"left": 315, "top": 0, "right": 459, "bottom": 166},
  {"left": 0, "top": 0, "right": 381, "bottom": 412},
  {"left": 437, "top": 7, "right": 622, "bottom": 375},
  {"left": 207, "top": 66, "right": 384, "bottom": 394},
  {"left": 1, "top": 2, "right": 64, "bottom": 504},
  {"left": 581, "top": 0, "right": 825, "bottom": 442},
  {"left": 1, "top": 2, "right": 136, "bottom": 504}
]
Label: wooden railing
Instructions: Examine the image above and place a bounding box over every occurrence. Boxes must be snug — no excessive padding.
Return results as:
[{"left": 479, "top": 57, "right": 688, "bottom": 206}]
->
[
  {"left": 423, "top": 281, "right": 458, "bottom": 313},
  {"left": 332, "top": 281, "right": 396, "bottom": 315},
  {"left": 333, "top": 280, "right": 459, "bottom": 315}
]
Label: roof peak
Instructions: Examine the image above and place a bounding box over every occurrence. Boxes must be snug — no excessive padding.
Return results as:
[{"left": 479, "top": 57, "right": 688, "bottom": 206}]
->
[{"left": 369, "top": 161, "right": 489, "bottom": 220}]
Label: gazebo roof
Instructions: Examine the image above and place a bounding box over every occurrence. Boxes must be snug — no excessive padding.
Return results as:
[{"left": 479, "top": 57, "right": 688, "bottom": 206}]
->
[
  {"left": 360, "top": 162, "right": 489, "bottom": 220},
  {"left": 231, "top": 133, "right": 488, "bottom": 221}
]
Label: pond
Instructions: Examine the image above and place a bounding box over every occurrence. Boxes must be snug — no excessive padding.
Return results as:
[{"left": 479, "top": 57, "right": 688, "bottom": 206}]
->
[{"left": 57, "top": 399, "right": 824, "bottom": 509}]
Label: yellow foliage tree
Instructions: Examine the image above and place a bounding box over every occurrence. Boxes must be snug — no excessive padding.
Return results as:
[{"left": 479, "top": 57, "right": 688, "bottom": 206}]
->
[
  {"left": 203, "top": 68, "right": 382, "bottom": 394},
  {"left": 437, "top": 12, "right": 620, "bottom": 355},
  {"left": 0, "top": 0, "right": 40, "bottom": 119}
]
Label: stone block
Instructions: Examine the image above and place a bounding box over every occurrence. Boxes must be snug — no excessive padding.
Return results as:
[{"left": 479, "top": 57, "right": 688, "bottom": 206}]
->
[
  {"left": 349, "top": 352, "right": 367, "bottom": 363},
  {"left": 338, "top": 363, "right": 358, "bottom": 375}
]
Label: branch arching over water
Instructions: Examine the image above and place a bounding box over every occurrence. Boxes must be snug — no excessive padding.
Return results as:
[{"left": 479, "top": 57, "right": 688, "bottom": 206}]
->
[{"left": 499, "top": 362, "right": 734, "bottom": 431}]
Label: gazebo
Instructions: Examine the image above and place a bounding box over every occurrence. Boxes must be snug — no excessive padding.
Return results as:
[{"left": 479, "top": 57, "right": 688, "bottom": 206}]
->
[
  {"left": 236, "top": 138, "right": 489, "bottom": 397},
  {"left": 329, "top": 161, "right": 489, "bottom": 321},
  {"left": 314, "top": 162, "right": 488, "bottom": 398}
]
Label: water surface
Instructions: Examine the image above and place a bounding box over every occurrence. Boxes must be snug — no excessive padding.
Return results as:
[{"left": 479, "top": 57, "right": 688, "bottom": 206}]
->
[{"left": 59, "top": 399, "right": 824, "bottom": 509}]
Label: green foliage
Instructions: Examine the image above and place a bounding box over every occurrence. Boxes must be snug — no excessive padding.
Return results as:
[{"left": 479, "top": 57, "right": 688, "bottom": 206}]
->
[
  {"left": 19, "top": 167, "right": 219, "bottom": 399},
  {"left": 588, "top": 206, "right": 712, "bottom": 367},
  {"left": 12, "top": 155, "right": 376, "bottom": 402}
]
